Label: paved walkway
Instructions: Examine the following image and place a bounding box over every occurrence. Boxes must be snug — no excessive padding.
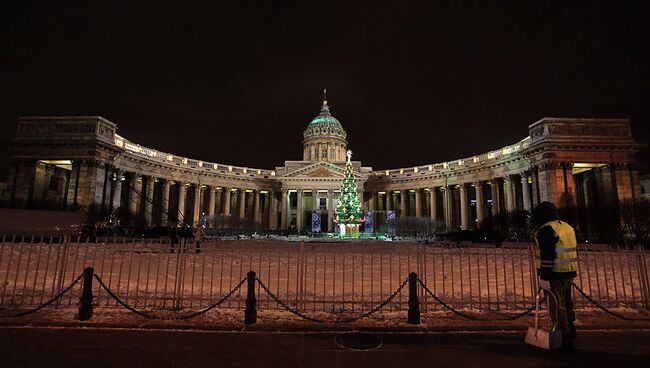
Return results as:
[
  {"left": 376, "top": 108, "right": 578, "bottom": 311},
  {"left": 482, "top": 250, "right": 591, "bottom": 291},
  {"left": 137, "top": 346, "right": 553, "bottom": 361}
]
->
[{"left": 1, "top": 327, "right": 649, "bottom": 368}]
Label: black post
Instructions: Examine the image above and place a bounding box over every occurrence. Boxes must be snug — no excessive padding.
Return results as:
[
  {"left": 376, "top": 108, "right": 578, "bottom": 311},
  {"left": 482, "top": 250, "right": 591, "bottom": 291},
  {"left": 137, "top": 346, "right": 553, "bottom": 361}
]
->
[
  {"left": 407, "top": 272, "right": 420, "bottom": 325},
  {"left": 78, "top": 267, "right": 94, "bottom": 321},
  {"left": 244, "top": 270, "right": 257, "bottom": 325}
]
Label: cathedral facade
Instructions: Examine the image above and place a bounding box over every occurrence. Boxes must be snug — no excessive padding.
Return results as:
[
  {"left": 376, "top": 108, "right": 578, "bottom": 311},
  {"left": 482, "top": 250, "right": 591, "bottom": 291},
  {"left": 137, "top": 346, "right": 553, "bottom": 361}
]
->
[{"left": 6, "top": 100, "right": 643, "bottom": 233}]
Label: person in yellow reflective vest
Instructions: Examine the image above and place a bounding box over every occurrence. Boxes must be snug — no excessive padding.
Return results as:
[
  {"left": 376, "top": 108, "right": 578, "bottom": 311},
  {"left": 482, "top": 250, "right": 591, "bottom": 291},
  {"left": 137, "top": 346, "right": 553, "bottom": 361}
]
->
[{"left": 532, "top": 201, "right": 578, "bottom": 351}]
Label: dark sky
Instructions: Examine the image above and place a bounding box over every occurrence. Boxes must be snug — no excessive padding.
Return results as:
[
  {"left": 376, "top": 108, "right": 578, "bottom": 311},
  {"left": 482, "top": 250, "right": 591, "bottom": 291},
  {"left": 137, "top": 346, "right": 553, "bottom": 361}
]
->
[{"left": 1, "top": 1, "right": 649, "bottom": 178}]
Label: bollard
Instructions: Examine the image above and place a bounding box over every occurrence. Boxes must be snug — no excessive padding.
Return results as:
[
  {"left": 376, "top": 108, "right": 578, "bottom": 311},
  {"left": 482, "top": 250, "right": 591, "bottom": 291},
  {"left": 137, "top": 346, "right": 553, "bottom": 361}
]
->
[
  {"left": 407, "top": 272, "right": 420, "bottom": 325},
  {"left": 244, "top": 270, "right": 257, "bottom": 325},
  {"left": 78, "top": 266, "right": 94, "bottom": 321}
]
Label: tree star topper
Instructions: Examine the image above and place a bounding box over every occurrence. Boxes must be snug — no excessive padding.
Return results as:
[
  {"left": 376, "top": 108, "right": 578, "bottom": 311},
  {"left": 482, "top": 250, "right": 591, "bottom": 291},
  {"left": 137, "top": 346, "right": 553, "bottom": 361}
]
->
[{"left": 346, "top": 149, "right": 352, "bottom": 163}]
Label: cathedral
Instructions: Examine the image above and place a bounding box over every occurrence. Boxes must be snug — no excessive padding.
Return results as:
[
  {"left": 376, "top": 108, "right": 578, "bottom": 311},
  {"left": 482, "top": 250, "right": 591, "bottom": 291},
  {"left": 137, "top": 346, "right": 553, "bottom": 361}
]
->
[{"left": 6, "top": 98, "right": 643, "bottom": 233}]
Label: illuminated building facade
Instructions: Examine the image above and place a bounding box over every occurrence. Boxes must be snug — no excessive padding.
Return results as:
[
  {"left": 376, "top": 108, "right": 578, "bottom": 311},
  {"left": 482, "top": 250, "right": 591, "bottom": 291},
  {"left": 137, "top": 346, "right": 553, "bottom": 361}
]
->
[{"left": 6, "top": 100, "right": 643, "bottom": 232}]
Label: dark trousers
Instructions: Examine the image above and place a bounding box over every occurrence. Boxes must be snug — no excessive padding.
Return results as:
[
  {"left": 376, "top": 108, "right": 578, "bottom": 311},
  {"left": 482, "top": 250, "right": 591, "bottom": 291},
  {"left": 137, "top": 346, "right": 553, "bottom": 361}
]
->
[{"left": 545, "top": 277, "right": 576, "bottom": 334}]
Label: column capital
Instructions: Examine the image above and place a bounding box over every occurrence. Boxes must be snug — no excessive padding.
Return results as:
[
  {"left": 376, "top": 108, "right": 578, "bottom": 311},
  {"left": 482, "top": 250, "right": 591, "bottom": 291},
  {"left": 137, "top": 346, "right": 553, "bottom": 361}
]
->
[
  {"left": 473, "top": 181, "right": 482, "bottom": 189},
  {"left": 539, "top": 161, "right": 562, "bottom": 170},
  {"left": 561, "top": 162, "right": 574, "bottom": 169},
  {"left": 327, "top": 189, "right": 334, "bottom": 196}
]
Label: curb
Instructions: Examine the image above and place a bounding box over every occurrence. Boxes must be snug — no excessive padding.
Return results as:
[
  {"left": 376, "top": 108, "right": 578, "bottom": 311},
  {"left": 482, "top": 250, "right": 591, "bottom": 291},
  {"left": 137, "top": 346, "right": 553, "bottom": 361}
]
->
[{"left": 2, "top": 319, "right": 650, "bottom": 333}]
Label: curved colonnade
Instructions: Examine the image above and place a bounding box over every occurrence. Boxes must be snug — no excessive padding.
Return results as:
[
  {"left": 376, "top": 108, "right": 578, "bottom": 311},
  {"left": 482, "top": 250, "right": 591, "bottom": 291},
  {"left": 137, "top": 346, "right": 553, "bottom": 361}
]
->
[{"left": 8, "top": 114, "right": 642, "bottom": 233}]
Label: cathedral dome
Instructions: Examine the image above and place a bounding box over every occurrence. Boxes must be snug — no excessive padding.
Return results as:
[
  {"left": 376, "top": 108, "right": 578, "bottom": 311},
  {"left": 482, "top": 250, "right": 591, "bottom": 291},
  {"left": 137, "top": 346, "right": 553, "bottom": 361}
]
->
[
  {"left": 302, "top": 97, "right": 348, "bottom": 162},
  {"left": 303, "top": 102, "right": 347, "bottom": 140}
]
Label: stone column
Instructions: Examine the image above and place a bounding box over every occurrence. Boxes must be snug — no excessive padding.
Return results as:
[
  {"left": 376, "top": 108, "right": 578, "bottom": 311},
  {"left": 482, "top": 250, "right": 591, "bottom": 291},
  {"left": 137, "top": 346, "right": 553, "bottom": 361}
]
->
[
  {"left": 562, "top": 163, "right": 576, "bottom": 207},
  {"left": 296, "top": 189, "right": 303, "bottom": 232},
  {"left": 312, "top": 189, "right": 319, "bottom": 210},
  {"left": 267, "top": 191, "right": 276, "bottom": 229},
  {"left": 442, "top": 186, "right": 452, "bottom": 228},
  {"left": 386, "top": 191, "right": 393, "bottom": 211},
  {"left": 414, "top": 188, "right": 422, "bottom": 217},
  {"left": 215, "top": 187, "right": 223, "bottom": 215},
  {"left": 475, "top": 182, "right": 484, "bottom": 229},
  {"left": 128, "top": 174, "right": 139, "bottom": 217},
  {"left": 238, "top": 189, "right": 246, "bottom": 220},
  {"left": 459, "top": 184, "right": 469, "bottom": 230},
  {"left": 161, "top": 180, "right": 171, "bottom": 226},
  {"left": 193, "top": 184, "right": 202, "bottom": 226},
  {"left": 145, "top": 177, "right": 155, "bottom": 227},
  {"left": 429, "top": 188, "right": 437, "bottom": 222},
  {"left": 521, "top": 173, "right": 532, "bottom": 212},
  {"left": 177, "top": 183, "right": 187, "bottom": 223},
  {"left": 531, "top": 167, "right": 540, "bottom": 207},
  {"left": 223, "top": 187, "right": 231, "bottom": 216},
  {"left": 253, "top": 190, "right": 261, "bottom": 225},
  {"left": 399, "top": 190, "right": 407, "bottom": 217},
  {"left": 327, "top": 189, "right": 334, "bottom": 232},
  {"left": 111, "top": 172, "right": 123, "bottom": 210},
  {"left": 208, "top": 186, "right": 216, "bottom": 217},
  {"left": 505, "top": 176, "right": 515, "bottom": 212},
  {"left": 490, "top": 179, "right": 501, "bottom": 216},
  {"left": 280, "top": 189, "right": 288, "bottom": 230}
]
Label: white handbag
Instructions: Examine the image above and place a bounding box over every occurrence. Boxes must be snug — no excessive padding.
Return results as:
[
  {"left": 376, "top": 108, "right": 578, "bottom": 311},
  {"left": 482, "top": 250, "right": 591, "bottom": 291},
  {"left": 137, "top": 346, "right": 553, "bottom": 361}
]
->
[{"left": 525, "top": 288, "right": 563, "bottom": 350}]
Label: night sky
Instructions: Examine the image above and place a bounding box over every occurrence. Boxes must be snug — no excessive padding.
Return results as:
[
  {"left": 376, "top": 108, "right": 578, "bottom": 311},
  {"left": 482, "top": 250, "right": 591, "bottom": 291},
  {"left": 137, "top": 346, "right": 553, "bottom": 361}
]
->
[{"left": 1, "top": 1, "right": 649, "bottom": 178}]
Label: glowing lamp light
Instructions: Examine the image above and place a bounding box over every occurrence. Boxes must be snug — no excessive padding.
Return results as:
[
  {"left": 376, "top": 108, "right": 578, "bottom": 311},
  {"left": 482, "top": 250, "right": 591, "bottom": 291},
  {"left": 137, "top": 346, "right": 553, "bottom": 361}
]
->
[
  {"left": 183, "top": 158, "right": 188, "bottom": 165},
  {"left": 414, "top": 167, "right": 418, "bottom": 173},
  {"left": 443, "top": 163, "right": 448, "bottom": 169},
  {"left": 198, "top": 161, "right": 203, "bottom": 167},
  {"left": 385, "top": 170, "right": 390, "bottom": 176},
  {"left": 257, "top": 169, "right": 261, "bottom": 175},
  {"left": 399, "top": 169, "right": 404, "bottom": 174},
  {"left": 271, "top": 171, "right": 276, "bottom": 176},
  {"left": 428, "top": 165, "right": 433, "bottom": 171},
  {"left": 228, "top": 166, "right": 233, "bottom": 172},
  {"left": 213, "top": 164, "right": 218, "bottom": 169},
  {"left": 243, "top": 168, "right": 247, "bottom": 174},
  {"left": 166, "top": 155, "right": 173, "bottom": 161}
]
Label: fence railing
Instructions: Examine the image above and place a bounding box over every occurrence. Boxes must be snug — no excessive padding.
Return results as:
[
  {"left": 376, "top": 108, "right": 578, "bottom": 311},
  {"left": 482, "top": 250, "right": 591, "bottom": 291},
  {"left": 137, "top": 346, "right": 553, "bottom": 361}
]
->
[{"left": 0, "top": 236, "right": 648, "bottom": 313}]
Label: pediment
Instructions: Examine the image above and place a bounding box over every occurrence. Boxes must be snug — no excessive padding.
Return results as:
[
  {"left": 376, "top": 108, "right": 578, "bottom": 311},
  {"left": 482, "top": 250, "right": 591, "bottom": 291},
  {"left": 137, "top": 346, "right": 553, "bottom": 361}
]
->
[{"left": 281, "top": 161, "right": 362, "bottom": 179}]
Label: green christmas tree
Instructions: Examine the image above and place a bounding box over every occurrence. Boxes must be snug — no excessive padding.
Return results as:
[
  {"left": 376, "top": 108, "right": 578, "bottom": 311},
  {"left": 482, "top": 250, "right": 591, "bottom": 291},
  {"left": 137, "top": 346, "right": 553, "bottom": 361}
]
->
[{"left": 335, "top": 151, "right": 364, "bottom": 225}]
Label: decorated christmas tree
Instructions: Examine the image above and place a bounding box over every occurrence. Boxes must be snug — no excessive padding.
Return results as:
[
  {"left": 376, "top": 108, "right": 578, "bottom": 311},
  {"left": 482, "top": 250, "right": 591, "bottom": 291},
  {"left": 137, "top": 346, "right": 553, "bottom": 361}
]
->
[{"left": 335, "top": 150, "right": 364, "bottom": 235}]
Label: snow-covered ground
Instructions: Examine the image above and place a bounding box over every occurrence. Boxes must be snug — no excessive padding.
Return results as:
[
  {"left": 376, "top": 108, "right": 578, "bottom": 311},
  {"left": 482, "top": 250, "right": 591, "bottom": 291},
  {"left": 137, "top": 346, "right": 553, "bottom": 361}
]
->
[{"left": 1, "top": 239, "right": 648, "bottom": 314}]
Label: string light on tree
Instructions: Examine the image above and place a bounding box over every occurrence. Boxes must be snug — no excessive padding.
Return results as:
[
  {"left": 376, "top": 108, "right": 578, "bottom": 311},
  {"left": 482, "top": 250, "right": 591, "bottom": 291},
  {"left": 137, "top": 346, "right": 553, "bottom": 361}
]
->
[{"left": 334, "top": 149, "right": 364, "bottom": 236}]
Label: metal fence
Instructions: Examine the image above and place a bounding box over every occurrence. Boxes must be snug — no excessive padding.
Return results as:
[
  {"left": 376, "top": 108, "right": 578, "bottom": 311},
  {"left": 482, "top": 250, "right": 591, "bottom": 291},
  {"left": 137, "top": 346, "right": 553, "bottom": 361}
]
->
[{"left": 0, "top": 236, "right": 648, "bottom": 313}]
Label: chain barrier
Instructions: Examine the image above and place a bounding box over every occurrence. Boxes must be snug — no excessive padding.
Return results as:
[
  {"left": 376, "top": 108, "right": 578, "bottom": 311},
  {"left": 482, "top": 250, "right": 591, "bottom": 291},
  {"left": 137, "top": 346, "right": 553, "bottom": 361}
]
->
[
  {"left": 256, "top": 276, "right": 409, "bottom": 323},
  {"left": 0, "top": 273, "right": 84, "bottom": 318},
  {"left": 416, "top": 278, "right": 537, "bottom": 321},
  {"left": 571, "top": 282, "right": 650, "bottom": 321},
  {"left": 93, "top": 274, "right": 246, "bottom": 320}
]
